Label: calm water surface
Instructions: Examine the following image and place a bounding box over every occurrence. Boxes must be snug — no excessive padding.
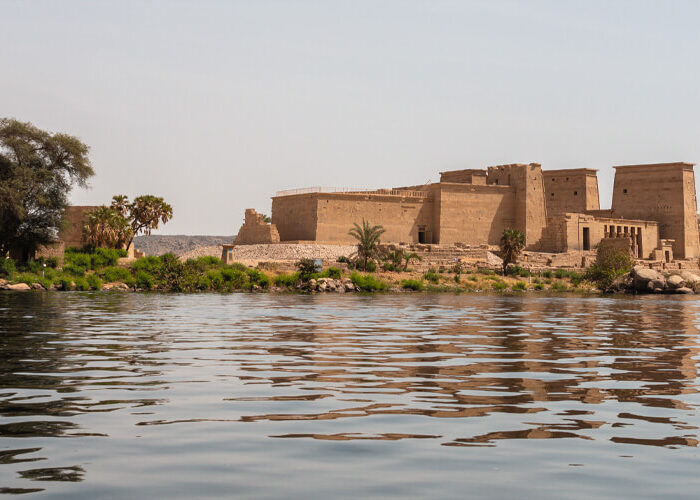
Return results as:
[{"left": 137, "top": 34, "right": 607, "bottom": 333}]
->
[{"left": 1, "top": 292, "right": 699, "bottom": 498}]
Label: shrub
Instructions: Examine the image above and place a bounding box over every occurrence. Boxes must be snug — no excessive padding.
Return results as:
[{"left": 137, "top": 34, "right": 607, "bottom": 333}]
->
[
  {"left": 65, "top": 251, "right": 92, "bottom": 270},
  {"left": 468, "top": 275, "right": 478, "bottom": 282},
  {"left": 364, "top": 260, "right": 377, "bottom": 272},
  {"left": 135, "top": 271, "right": 154, "bottom": 290},
  {"left": 454, "top": 274, "right": 461, "bottom": 283},
  {"left": 477, "top": 268, "right": 495, "bottom": 275},
  {"left": 86, "top": 274, "right": 102, "bottom": 290},
  {"left": 90, "top": 248, "right": 127, "bottom": 268},
  {"left": 0, "top": 258, "right": 16, "bottom": 277},
  {"left": 401, "top": 279, "right": 424, "bottom": 291},
  {"left": 542, "top": 270, "right": 553, "bottom": 278},
  {"left": 423, "top": 272, "right": 440, "bottom": 284},
  {"left": 59, "top": 277, "right": 73, "bottom": 290},
  {"left": 507, "top": 265, "right": 532, "bottom": 277},
  {"left": 63, "top": 263, "right": 86, "bottom": 277},
  {"left": 74, "top": 277, "right": 90, "bottom": 291},
  {"left": 551, "top": 281, "right": 569, "bottom": 292},
  {"left": 100, "top": 266, "right": 132, "bottom": 283},
  {"left": 197, "top": 256, "right": 222, "bottom": 266},
  {"left": 350, "top": 272, "right": 388, "bottom": 292},
  {"left": 534, "top": 283, "right": 545, "bottom": 290},
  {"left": 246, "top": 269, "right": 270, "bottom": 288},
  {"left": 584, "top": 244, "right": 634, "bottom": 292},
  {"left": 296, "top": 258, "right": 317, "bottom": 281},
  {"left": 274, "top": 273, "right": 301, "bottom": 288},
  {"left": 512, "top": 281, "right": 527, "bottom": 291},
  {"left": 221, "top": 268, "right": 248, "bottom": 288},
  {"left": 322, "top": 267, "right": 342, "bottom": 280},
  {"left": 492, "top": 281, "right": 507, "bottom": 290}
]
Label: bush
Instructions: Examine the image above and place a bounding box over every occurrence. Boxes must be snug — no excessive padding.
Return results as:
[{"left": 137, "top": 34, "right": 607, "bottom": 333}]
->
[
  {"left": 584, "top": 244, "right": 634, "bottom": 292},
  {"left": 551, "top": 281, "right": 569, "bottom": 292},
  {"left": 321, "top": 267, "right": 342, "bottom": 280},
  {"left": 350, "top": 272, "right": 388, "bottom": 292},
  {"left": 74, "top": 277, "right": 90, "bottom": 291},
  {"left": 274, "top": 273, "right": 301, "bottom": 288},
  {"left": 364, "top": 260, "right": 377, "bottom": 272},
  {"left": 477, "top": 268, "right": 495, "bottom": 275},
  {"left": 246, "top": 269, "right": 270, "bottom": 288},
  {"left": 221, "top": 268, "right": 248, "bottom": 288},
  {"left": 533, "top": 283, "right": 545, "bottom": 290},
  {"left": 492, "top": 281, "right": 507, "bottom": 290},
  {"left": 296, "top": 258, "right": 317, "bottom": 280},
  {"left": 0, "top": 258, "right": 16, "bottom": 277},
  {"left": 542, "top": 270, "right": 553, "bottom": 278},
  {"left": 59, "top": 277, "right": 73, "bottom": 290},
  {"left": 100, "top": 266, "right": 133, "bottom": 284},
  {"left": 507, "top": 265, "right": 532, "bottom": 277},
  {"left": 454, "top": 274, "right": 461, "bottom": 283},
  {"left": 65, "top": 251, "right": 92, "bottom": 270},
  {"left": 86, "top": 274, "right": 102, "bottom": 290},
  {"left": 135, "top": 271, "right": 154, "bottom": 290},
  {"left": 131, "top": 256, "right": 162, "bottom": 275},
  {"left": 63, "top": 263, "right": 86, "bottom": 277},
  {"left": 423, "top": 272, "right": 440, "bottom": 284},
  {"left": 512, "top": 281, "right": 527, "bottom": 291},
  {"left": 401, "top": 279, "right": 424, "bottom": 291},
  {"left": 90, "top": 248, "right": 127, "bottom": 268}
]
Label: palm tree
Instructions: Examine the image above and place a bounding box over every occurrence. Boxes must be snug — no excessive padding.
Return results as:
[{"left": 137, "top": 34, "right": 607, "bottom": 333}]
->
[
  {"left": 402, "top": 251, "right": 422, "bottom": 271},
  {"left": 83, "top": 206, "right": 132, "bottom": 249},
  {"left": 261, "top": 214, "right": 272, "bottom": 223},
  {"left": 348, "top": 220, "right": 386, "bottom": 271},
  {"left": 500, "top": 228, "right": 526, "bottom": 275}
]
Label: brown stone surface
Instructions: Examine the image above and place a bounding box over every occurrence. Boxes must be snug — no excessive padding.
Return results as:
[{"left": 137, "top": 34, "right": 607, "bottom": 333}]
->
[
  {"left": 257, "top": 162, "right": 700, "bottom": 265},
  {"left": 233, "top": 209, "right": 280, "bottom": 245}
]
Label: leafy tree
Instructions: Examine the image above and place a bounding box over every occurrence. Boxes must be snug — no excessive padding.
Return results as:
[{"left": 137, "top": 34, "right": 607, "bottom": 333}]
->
[
  {"left": 0, "top": 118, "right": 94, "bottom": 259},
  {"left": 348, "top": 219, "right": 386, "bottom": 271},
  {"left": 499, "top": 228, "right": 525, "bottom": 275},
  {"left": 83, "top": 206, "right": 132, "bottom": 249}
]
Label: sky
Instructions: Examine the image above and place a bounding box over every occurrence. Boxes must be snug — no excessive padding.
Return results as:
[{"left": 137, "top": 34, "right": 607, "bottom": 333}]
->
[{"left": 3, "top": 0, "right": 700, "bottom": 235}]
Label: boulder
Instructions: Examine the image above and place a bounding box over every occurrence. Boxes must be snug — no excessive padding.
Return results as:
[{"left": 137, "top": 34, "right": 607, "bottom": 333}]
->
[
  {"left": 102, "top": 282, "right": 130, "bottom": 291},
  {"left": 680, "top": 271, "right": 700, "bottom": 285},
  {"left": 6, "top": 283, "right": 31, "bottom": 291},
  {"left": 31, "top": 283, "right": 45, "bottom": 290},
  {"left": 675, "top": 287, "right": 694, "bottom": 294},
  {"left": 632, "top": 266, "right": 662, "bottom": 293},
  {"left": 666, "top": 275, "right": 685, "bottom": 289}
]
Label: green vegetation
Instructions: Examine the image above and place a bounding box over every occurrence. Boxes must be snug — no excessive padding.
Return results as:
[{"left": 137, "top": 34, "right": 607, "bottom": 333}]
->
[
  {"left": 500, "top": 228, "right": 526, "bottom": 275},
  {"left": 512, "top": 281, "right": 527, "bottom": 291},
  {"left": 584, "top": 244, "right": 634, "bottom": 292},
  {"left": 492, "top": 281, "right": 508, "bottom": 290},
  {"left": 0, "top": 118, "right": 94, "bottom": 260},
  {"left": 401, "top": 279, "right": 424, "bottom": 291},
  {"left": 350, "top": 272, "right": 388, "bottom": 292},
  {"left": 348, "top": 220, "right": 386, "bottom": 271},
  {"left": 423, "top": 271, "right": 440, "bottom": 284},
  {"left": 551, "top": 281, "right": 569, "bottom": 292}
]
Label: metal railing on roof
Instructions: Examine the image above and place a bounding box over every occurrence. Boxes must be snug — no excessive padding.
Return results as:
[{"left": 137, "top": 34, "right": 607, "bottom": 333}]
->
[{"left": 275, "top": 186, "right": 430, "bottom": 198}]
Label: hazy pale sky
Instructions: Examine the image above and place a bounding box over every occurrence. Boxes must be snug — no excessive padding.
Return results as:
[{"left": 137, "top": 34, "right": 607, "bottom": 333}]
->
[{"left": 3, "top": 0, "right": 700, "bottom": 234}]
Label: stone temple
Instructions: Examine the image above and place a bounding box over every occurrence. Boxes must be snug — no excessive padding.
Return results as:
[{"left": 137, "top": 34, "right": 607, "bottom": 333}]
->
[{"left": 228, "top": 162, "right": 700, "bottom": 268}]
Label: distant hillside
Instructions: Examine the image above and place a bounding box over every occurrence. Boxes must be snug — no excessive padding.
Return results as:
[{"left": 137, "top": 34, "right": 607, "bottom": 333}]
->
[{"left": 134, "top": 235, "right": 235, "bottom": 256}]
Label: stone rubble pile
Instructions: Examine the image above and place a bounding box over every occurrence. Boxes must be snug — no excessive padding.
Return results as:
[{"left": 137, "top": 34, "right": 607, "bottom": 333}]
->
[{"left": 270, "top": 277, "right": 358, "bottom": 293}]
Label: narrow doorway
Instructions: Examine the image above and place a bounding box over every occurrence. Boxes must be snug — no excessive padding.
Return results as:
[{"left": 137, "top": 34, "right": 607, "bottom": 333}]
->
[
  {"left": 665, "top": 250, "right": 670, "bottom": 263},
  {"left": 582, "top": 227, "right": 590, "bottom": 251},
  {"left": 418, "top": 227, "right": 426, "bottom": 244}
]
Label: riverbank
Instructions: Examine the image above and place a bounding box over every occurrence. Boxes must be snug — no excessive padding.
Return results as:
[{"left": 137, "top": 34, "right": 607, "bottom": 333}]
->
[{"left": 3, "top": 250, "right": 699, "bottom": 296}]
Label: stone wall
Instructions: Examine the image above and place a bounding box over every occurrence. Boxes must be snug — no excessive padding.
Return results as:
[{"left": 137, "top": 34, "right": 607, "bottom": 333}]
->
[
  {"left": 233, "top": 209, "right": 280, "bottom": 245},
  {"left": 611, "top": 163, "right": 700, "bottom": 259},
  {"left": 432, "top": 183, "right": 516, "bottom": 245},
  {"left": 271, "top": 195, "right": 318, "bottom": 241},
  {"left": 544, "top": 169, "right": 600, "bottom": 216},
  {"left": 59, "top": 206, "right": 100, "bottom": 249}
]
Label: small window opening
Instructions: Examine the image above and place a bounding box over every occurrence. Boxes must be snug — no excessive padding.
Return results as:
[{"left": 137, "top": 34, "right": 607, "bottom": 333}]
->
[
  {"left": 551, "top": 193, "right": 554, "bottom": 197},
  {"left": 574, "top": 191, "right": 578, "bottom": 196},
  {"left": 623, "top": 188, "right": 628, "bottom": 194}
]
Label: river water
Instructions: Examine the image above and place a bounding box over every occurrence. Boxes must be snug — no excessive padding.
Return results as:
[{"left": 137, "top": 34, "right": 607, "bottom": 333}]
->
[{"left": 0, "top": 292, "right": 699, "bottom": 498}]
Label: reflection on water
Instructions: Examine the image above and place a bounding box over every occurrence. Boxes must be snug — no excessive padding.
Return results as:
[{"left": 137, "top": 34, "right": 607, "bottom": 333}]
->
[{"left": 1, "top": 292, "right": 700, "bottom": 497}]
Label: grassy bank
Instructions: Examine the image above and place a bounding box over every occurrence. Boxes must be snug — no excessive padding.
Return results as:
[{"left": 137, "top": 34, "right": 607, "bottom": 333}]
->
[{"left": 1, "top": 249, "right": 596, "bottom": 294}]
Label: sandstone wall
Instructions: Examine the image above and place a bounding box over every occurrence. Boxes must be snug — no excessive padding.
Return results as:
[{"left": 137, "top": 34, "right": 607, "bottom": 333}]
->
[
  {"left": 611, "top": 163, "right": 700, "bottom": 259},
  {"left": 271, "top": 195, "right": 318, "bottom": 241},
  {"left": 544, "top": 169, "right": 600, "bottom": 216},
  {"left": 233, "top": 209, "right": 280, "bottom": 245},
  {"left": 314, "top": 193, "right": 434, "bottom": 244},
  {"left": 433, "top": 183, "right": 516, "bottom": 245},
  {"left": 59, "top": 206, "right": 99, "bottom": 249}
]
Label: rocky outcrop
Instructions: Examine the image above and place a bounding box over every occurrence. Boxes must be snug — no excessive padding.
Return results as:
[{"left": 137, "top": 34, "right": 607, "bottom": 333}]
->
[
  {"left": 627, "top": 266, "right": 698, "bottom": 294},
  {"left": 2, "top": 282, "right": 31, "bottom": 291}
]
